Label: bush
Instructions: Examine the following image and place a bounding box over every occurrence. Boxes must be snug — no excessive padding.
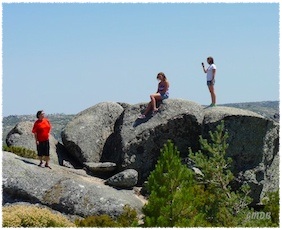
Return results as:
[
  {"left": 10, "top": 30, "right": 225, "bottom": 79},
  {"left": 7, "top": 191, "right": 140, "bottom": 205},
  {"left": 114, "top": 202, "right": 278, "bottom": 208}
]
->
[
  {"left": 75, "top": 214, "right": 119, "bottom": 227},
  {"left": 117, "top": 204, "right": 139, "bottom": 227},
  {"left": 2, "top": 204, "right": 75, "bottom": 227},
  {"left": 3, "top": 145, "right": 37, "bottom": 159},
  {"left": 75, "top": 205, "right": 139, "bottom": 227}
]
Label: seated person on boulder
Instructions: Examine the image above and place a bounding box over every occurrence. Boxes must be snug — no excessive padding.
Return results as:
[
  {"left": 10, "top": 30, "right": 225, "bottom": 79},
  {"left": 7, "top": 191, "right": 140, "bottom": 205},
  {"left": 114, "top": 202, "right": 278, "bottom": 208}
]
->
[{"left": 138, "top": 72, "right": 169, "bottom": 119}]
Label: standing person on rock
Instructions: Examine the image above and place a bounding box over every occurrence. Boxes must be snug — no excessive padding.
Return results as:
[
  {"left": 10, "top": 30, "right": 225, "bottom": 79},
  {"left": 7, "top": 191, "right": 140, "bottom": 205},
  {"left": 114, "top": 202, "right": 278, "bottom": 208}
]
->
[
  {"left": 32, "top": 110, "right": 52, "bottom": 168},
  {"left": 138, "top": 72, "right": 170, "bottom": 119},
  {"left": 202, "top": 56, "right": 216, "bottom": 107}
]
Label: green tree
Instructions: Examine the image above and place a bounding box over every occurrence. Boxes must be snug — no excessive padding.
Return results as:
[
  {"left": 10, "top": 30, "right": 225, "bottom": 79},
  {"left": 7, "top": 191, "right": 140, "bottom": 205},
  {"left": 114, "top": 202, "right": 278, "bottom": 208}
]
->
[
  {"left": 142, "top": 140, "right": 209, "bottom": 227},
  {"left": 244, "top": 190, "right": 280, "bottom": 227},
  {"left": 262, "top": 190, "right": 279, "bottom": 226},
  {"left": 189, "top": 121, "right": 252, "bottom": 227}
]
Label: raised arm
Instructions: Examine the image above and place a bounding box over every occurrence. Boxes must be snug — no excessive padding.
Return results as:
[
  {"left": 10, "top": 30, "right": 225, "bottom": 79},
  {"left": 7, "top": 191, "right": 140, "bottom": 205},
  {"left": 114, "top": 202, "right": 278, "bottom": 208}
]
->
[{"left": 202, "top": 62, "right": 207, "bottom": 73}]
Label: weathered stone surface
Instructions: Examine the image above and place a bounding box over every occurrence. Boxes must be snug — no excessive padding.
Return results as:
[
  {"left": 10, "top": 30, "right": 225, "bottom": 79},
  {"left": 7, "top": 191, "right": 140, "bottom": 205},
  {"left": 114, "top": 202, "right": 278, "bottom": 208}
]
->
[
  {"left": 84, "top": 162, "right": 117, "bottom": 173},
  {"left": 115, "top": 99, "right": 204, "bottom": 182},
  {"left": 203, "top": 106, "right": 279, "bottom": 203},
  {"left": 4, "top": 99, "right": 279, "bottom": 207},
  {"left": 61, "top": 102, "right": 124, "bottom": 164},
  {"left": 2, "top": 151, "right": 145, "bottom": 218},
  {"left": 6, "top": 121, "right": 36, "bottom": 151},
  {"left": 5, "top": 121, "right": 80, "bottom": 168},
  {"left": 105, "top": 169, "right": 138, "bottom": 188}
]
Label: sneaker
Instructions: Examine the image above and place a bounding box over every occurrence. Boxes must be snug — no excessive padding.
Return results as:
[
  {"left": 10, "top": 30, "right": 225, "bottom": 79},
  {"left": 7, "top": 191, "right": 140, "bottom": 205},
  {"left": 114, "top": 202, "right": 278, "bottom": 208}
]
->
[
  {"left": 138, "top": 114, "right": 146, "bottom": 119},
  {"left": 210, "top": 103, "right": 216, "bottom": 107},
  {"left": 38, "top": 162, "right": 43, "bottom": 167}
]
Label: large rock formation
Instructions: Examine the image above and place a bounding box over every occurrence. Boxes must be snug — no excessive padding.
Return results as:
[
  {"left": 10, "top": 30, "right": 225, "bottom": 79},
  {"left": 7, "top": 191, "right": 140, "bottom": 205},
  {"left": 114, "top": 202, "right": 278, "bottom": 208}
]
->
[
  {"left": 60, "top": 99, "right": 279, "bottom": 204},
  {"left": 2, "top": 151, "right": 145, "bottom": 218},
  {"left": 113, "top": 99, "right": 204, "bottom": 181},
  {"left": 4, "top": 99, "right": 279, "bottom": 208}
]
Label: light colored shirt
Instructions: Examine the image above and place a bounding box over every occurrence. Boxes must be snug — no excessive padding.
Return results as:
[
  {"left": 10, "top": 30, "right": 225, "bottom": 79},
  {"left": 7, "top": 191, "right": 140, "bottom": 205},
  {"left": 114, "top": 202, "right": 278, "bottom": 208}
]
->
[{"left": 206, "top": 64, "right": 216, "bottom": 81}]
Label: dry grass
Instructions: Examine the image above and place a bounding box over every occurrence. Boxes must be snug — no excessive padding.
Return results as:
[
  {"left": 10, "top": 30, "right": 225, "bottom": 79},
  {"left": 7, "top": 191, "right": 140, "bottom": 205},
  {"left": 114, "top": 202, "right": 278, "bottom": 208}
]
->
[{"left": 2, "top": 204, "right": 75, "bottom": 227}]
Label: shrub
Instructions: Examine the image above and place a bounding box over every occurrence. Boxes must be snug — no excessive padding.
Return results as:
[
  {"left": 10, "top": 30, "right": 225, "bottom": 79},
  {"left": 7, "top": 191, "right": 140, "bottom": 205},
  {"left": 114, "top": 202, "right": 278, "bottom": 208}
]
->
[
  {"left": 3, "top": 145, "right": 37, "bottom": 159},
  {"left": 75, "top": 205, "right": 139, "bottom": 227},
  {"left": 2, "top": 204, "right": 75, "bottom": 227},
  {"left": 75, "top": 214, "right": 119, "bottom": 227},
  {"left": 117, "top": 204, "right": 139, "bottom": 227}
]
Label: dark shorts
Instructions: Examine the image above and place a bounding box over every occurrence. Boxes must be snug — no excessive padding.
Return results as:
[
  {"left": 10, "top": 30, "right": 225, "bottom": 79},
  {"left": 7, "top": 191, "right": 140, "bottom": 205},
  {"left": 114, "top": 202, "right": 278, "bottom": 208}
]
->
[
  {"left": 37, "top": 140, "right": 50, "bottom": 157},
  {"left": 207, "top": 80, "right": 215, "bottom": 86}
]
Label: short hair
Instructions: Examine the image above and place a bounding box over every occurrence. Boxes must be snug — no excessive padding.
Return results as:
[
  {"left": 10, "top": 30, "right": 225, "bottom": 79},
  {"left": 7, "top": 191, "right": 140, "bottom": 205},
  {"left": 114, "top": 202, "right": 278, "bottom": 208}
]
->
[{"left": 36, "top": 110, "right": 43, "bottom": 118}]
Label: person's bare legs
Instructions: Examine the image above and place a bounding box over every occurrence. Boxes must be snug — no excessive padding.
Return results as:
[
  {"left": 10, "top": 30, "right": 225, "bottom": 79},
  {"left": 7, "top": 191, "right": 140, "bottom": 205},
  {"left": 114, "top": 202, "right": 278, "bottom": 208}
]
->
[
  {"left": 140, "top": 93, "right": 162, "bottom": 117},
  {"left": 44, "top": 156, "right": 50, "bottom": 166},
  {"left": 208, "top": 85, "right": 216, "bottom": 105},
  {"left": 150, "top": 93, "right": 162, "bottom": 112},
  {"left": 38, "top": 156, "right": 43, "bottom": 166}
]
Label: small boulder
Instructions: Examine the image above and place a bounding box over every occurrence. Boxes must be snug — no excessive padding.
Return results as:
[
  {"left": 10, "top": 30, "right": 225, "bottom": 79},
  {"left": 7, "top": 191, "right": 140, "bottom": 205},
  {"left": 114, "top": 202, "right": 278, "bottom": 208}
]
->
[{"left": 105, "top": 169, "right": 138, "bottom": 188}]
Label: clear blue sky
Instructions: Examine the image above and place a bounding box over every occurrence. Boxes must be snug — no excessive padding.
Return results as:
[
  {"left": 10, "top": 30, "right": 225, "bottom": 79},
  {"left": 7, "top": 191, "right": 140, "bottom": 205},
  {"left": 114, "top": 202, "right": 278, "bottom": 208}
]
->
[{"left": 2, "top": 1, "right": 280, "bottom": 116}]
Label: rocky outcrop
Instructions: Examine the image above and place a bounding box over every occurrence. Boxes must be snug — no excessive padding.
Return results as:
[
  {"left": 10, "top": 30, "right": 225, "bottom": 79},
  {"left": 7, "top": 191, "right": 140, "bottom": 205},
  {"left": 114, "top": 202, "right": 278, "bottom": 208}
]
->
[
  {"left": 61, "top": 102, "right": 124, "bottom": 163},
  {"left": 203, "top": 106, "right": 279, "bottom": 203},
  {"left": 6, "top": 121, "right": 37, "bottom": 151},
  {"left": 2, "top": 151, "right": 145, "bottom": 218},
  {"left": 4, "top": 99, "right": 279, "bottom": 207},
  {"left": 62, "top": 99, "right": 278, "bottom": 204},
  {"left": 114, "top": 99, "right": 204, "bottom": 181}
]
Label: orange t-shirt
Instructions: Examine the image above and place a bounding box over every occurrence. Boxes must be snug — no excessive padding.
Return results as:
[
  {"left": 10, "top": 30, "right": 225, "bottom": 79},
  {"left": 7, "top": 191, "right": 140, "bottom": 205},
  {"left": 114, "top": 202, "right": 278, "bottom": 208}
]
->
[{"left": 32, "top": 118, "right": 51, "bottom": 142}]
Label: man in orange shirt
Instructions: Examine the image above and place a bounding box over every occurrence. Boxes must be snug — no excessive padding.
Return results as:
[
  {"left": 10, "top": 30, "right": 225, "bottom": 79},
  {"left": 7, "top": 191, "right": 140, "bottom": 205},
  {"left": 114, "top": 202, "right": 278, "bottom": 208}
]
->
[{"left": 32, "top": 110, "right": 52, "bottom": 168}]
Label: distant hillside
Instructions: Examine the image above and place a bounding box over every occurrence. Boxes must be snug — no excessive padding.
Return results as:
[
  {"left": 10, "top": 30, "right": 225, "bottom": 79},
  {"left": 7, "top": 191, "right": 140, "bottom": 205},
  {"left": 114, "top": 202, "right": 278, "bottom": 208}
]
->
[
  {"left": 2, "top": 101, "right": 279, "bottom": 145},
  {"left": 2, "top": 114, "right": 75, "bottom": 144},
  {"left": 219, "top": 101, "right": 279, "bottom": 122}
]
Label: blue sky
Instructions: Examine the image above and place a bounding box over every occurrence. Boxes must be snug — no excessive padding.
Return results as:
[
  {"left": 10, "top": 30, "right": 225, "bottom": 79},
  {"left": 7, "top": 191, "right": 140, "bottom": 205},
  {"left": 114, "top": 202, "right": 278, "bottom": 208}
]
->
[{"left": 2, "top": 1, "right": 280, "bottom": 116}]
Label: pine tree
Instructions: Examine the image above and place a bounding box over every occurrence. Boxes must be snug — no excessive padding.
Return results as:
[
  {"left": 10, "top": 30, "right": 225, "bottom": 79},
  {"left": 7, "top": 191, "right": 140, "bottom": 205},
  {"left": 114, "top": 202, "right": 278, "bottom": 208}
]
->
[
  {"left": 142, "top": 140, "right": 209, "bottom": 227},
  {"left": 189, "top": 121, "right": 252, "bottom": 227}
]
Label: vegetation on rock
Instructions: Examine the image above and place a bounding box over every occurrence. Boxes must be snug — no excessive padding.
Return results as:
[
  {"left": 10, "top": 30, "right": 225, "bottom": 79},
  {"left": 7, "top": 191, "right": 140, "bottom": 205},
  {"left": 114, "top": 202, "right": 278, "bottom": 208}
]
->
[
  {"left": 142, "top": 139, "right": 209, "bottom": 227},
  {"left": 2, "top": 204, "right": 75, "bottom": 227},
  {"left": 188, "top": 121, "right": 253, "bottom": 226},
  {"left": 2, "top": 111, "right": 279, "bottom": 227},
  {"left": 142, "top": 121, "right": 279, "bottom": 227},
  {"left": 2, "top": 145, "right": 37, "bottom": 159},
  {"left": 75, "top": 205, "right": 139, "bottom": 227}
]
